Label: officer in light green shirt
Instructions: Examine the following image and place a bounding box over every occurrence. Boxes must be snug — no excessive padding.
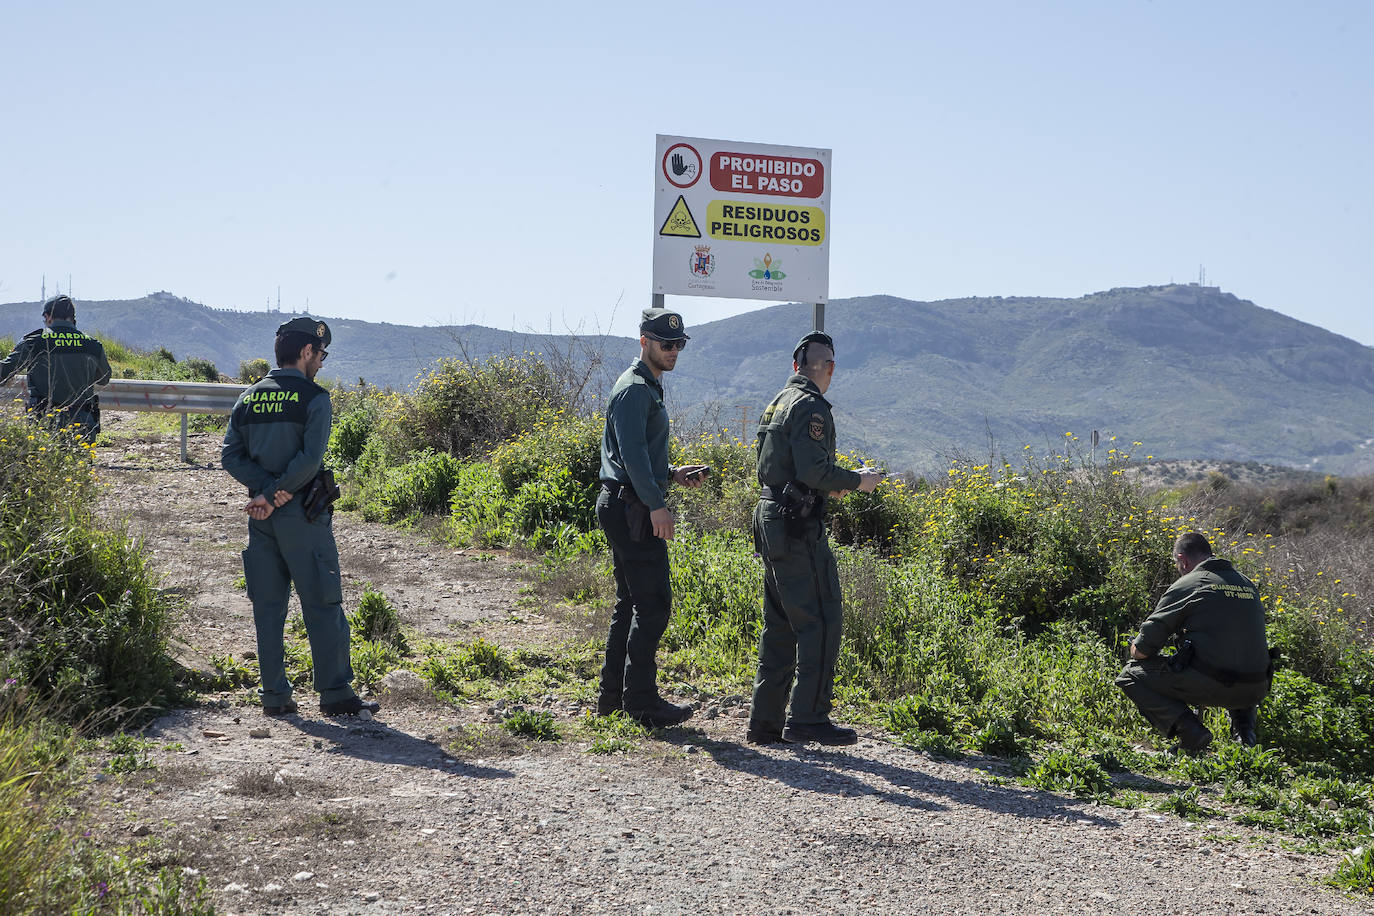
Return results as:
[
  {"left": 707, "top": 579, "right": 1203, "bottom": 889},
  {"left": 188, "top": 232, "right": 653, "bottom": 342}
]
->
[
  {"left": 0, "top": 295, "right": 111, "bottom": 439},
  {"left": 1117, "top": 531, "right": 1272, "bottom": 752},
  {"left": 222, "top": 317, "right": 378, "bottom": 718},
  {"left": 748, "top": 332, "right": 881, "bottom": 746}
]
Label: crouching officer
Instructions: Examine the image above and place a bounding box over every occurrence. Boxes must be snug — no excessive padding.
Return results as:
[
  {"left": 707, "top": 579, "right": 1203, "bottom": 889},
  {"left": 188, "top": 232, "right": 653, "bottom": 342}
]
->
[
  {"left": 747, "top": 332, "right": 881, "bottom": 746},
  {"left": 0, "top": 294, "right": 111, "bottom": 439},
  {"left": 221, "top": 317, "right": 378, "bottom": 718},
  {"left": 1116, "top": 532, "right": 1272, "bottom": 752}
]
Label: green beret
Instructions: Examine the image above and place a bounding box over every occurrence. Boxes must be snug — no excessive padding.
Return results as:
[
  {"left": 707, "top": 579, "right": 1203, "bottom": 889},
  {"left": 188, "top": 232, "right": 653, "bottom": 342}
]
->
[
  {"left": 277, "top": 316, "right": 332, "bottom": 350},
  {"left": 640, "top": 308, "right": 689, "bottom": 341},
  {"left": 793, "top": 331, "right": 833, "bottom": 363}
]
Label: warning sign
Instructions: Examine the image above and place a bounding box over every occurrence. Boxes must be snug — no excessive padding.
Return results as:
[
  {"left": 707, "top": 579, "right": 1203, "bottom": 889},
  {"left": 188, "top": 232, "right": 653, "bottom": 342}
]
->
[
  {"left": 662, "top": 142, "right": 702, "bottom": 189},
  {"left": 659, "top": 195, "right": 700, "bottom": 238},
  {"left": 706, "top": 201, "right": 825, "bottom": 247},
  {"left": 653, "top": 134, "right": 831, "bottom": 303}
]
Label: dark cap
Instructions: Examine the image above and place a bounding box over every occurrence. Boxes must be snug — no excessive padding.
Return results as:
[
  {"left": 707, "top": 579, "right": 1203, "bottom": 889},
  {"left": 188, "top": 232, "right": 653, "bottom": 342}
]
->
[
  {"left": 640, "top": 308, "right": 689, "bottom": 341},
  {"left": 792, "top": 331, "right": 834, "bottom": 364},
  {"left": 277, "top": 316, "right": 331, "bottom": 350},
  {"left": 42, "top": 294, "right": 75, "bottom": 320}
]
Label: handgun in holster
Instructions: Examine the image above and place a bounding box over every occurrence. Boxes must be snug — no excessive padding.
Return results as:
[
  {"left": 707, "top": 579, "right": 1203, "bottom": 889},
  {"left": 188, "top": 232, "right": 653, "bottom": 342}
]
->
[
  {"left": 301, "top": 468, "right": 341, "bottom": 522},
  {"left": 1166, "top": 638, "right": 1196, "bottom": 673}
]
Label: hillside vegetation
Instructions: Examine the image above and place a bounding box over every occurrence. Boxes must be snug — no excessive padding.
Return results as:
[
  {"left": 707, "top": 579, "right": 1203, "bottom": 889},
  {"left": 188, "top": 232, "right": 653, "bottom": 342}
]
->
[
  {"left": 0, "top": 409, "right": 213, "bottom": 913},
  {"left": 7, "top": 343, "right": 1374, "bottom": 908},
  {"left": 313, "top": 352, "right": 1374, "bottom": 890}
]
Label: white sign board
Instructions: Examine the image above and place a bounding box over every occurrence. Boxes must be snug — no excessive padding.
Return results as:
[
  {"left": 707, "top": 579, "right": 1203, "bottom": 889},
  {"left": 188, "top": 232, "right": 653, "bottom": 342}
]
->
[{"left": 652, "top": 134, "right": 831, "bottom": 303}]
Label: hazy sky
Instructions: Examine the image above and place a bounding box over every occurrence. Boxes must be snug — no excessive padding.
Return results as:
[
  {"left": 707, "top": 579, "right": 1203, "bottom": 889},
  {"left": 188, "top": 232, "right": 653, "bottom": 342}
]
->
[{"left": 3, "top": 2, "right": 1371, "bottom": 344}]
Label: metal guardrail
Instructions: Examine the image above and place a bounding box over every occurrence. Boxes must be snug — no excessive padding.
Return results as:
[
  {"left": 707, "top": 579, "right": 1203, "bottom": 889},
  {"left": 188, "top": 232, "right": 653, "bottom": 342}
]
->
[{"left": 2, "top": 375, "right": 248, "bottom": 461}]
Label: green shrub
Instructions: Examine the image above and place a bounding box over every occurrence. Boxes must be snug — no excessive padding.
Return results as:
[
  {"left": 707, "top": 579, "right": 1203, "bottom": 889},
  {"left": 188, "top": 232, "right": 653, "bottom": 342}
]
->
[
  {"left": 358, "top": 450, "right": 463, "bottom": 523},
  {"left": 502, "top": 709, "right": 559, "bottom": 740},
  {"left": 1026, "top": 749, "right": 1112, "bottom": 798},
  {"left": 0, "top": 412, "right": 180, "bottom": 724},
  {"left": 420, "top": 639, "right": 514, "bottom": 692},
  {"left": 350, "top": 640, "right": 401, "bottom": 688},
  {"left": 1330, "top": 842, "right": 1374, "bottom": 894},
  {"left": 403, "top": 355, "right": 572, "bottom": 459},
  {"left": 237, "top": 358, "right": 270, "bottom": 384},
  {"left": 351, "top": 586, "right": 409, "bottom": 653},
  {"left": 448, "top": 463, "right": 515, "bottom": 546}
]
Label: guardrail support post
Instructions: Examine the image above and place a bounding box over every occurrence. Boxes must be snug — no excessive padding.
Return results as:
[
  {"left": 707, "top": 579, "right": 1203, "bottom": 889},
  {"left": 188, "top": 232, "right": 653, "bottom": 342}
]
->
[{"left": 180, "top": 413, "right": 189, "bottom": 463}]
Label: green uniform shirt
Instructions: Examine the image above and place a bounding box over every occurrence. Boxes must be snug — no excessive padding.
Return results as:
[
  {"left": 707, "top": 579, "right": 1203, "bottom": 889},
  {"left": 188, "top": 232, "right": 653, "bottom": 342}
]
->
[
  {"left": 599, "top": 358, "right": 671, "bottom": 511},
  {"left": 755, "top": 374, "right": 862, "bottom": 493},
  {"left": 1134, "top": 557, "right": 1270, "bottom": 675},
  {"left": 0, "top": 321, "right": 111, "bottom": 411},
  {"left": 221, "top": 368, "right": 331, "bottom": 498}
]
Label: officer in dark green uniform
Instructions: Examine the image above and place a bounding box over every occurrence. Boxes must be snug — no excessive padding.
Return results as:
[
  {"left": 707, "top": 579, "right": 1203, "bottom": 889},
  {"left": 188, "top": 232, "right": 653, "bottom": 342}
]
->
[
  {"left": 0, "top": 295, "right": 111, "bottom": 439},
  {"left": 747, "top": 332, "right": 882, "bottom": 746},
  {"left": 1117, "top": 532, "right": 1272, "bottom": 752},
  {"left": 595, "top": 308, "right": 707, "bottom": 728},
  {"left": 221, "top": 317, "right": 378, "bottom": 718}
]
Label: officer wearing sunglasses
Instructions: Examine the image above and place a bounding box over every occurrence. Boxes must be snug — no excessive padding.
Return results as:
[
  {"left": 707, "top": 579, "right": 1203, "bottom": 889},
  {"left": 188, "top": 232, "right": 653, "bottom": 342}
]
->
[{"left": 594, "top": 308, "right": 708, "bottom": 728}]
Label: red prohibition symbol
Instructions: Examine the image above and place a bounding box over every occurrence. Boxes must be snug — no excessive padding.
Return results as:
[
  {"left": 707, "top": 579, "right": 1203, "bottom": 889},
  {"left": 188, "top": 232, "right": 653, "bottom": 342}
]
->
[{"left": 662, "top": 143, "right": 702, "bottom": 189}]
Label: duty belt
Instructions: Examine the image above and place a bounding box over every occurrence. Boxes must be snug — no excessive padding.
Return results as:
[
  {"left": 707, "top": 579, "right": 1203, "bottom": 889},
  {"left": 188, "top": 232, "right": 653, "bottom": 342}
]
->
[
  {"left": 1186, "top": 653, "right": 1274, "bottom": 687},
  {"left": 600, "top": 480, "right": 635, "bottom": 500}
]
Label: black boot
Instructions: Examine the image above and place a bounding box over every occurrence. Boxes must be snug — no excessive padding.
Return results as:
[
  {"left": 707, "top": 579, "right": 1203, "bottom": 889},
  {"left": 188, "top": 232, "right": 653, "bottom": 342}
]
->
[
  {"left": 746, "top": 720, "right": 794, "bottom": 745},
  {"left": 596, "top": 692, "right": 622, "bottom": 716},
  {"left": 1170, "top": 711, "right": 1213, "bottom": 755},
  {"left": 1229, "top": 708, "right": 1259, "bottom": 747},
  {"left": 624, "top": 697, "right": 693, "bottom": 728},
  {"left": 782, "top": 720, "right": 859, "bottom": 746}
]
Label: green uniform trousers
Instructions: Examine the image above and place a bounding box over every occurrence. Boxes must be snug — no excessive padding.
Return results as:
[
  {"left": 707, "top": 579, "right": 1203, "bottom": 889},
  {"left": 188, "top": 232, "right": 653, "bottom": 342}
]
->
[
  {"left": 1116, "top": 657, "right": 1268, "bottom": 737},
  {"left": 242, "top": 503, "right": 354, "bottom": 706},
  {"left": 750, "top": 502, "right": 843, "bottom": 730}
]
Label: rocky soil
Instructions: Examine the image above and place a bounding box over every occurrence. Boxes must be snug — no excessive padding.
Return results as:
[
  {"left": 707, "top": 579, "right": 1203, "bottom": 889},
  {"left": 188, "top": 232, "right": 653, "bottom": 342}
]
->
[{"left": 82, "top": 416, "right": 1371, "bottom": 915}]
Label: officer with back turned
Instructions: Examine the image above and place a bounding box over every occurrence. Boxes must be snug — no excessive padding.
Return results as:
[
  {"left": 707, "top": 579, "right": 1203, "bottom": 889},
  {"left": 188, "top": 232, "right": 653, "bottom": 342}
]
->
[
  {"left": 0, "top": 294, "right": 111, "bottom": 439},
  {"left": 221, "top": 317, "right": 379, "bottom": 718},
  {"left": 1117, "top": 531, "right": 1272, "bottom": 752},
  {"left": 595, "top": 308, "right": 707, "bottom": 728},
  {"left": 747, "top": 332, "right": 882, "bottom": 746}
]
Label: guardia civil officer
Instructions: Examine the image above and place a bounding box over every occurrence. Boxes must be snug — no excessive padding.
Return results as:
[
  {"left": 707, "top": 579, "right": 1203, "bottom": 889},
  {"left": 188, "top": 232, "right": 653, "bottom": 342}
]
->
[
  {"left": 0, "top": 294, "right": 111, "bottom": 439},
  {"left": 595, "top": 308, "right": 707, "bottom": 728},
  {"left": 1116, "top": 532, "right": 1272, "bottom": 752},
  {"left": 221, "top": 317, "right": 379, "bottom": 717},
  {"left": 747, "top": 332, "right": 882, "bottom": 745}
]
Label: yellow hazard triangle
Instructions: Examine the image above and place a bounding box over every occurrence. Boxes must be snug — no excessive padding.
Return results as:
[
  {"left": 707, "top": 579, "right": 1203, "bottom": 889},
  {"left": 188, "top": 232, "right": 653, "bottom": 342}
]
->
[{"left": 659, "top": 195, "right": 701, "bottom": 238}]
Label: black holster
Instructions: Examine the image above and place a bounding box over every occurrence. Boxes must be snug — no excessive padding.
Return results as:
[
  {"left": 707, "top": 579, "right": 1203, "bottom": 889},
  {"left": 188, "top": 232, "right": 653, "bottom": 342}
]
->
[
  {"left": 300, "top": 468, "right": 340, "bottom": 522},
  {"left": 620, "top": 484, "right": 652, "bottom": 542}
]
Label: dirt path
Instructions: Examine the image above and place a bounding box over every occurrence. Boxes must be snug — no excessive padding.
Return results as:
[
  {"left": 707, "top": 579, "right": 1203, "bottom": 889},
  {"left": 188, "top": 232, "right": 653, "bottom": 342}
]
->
[{"left": 85, "top": 418, "right": 1370, "bottom": 915}]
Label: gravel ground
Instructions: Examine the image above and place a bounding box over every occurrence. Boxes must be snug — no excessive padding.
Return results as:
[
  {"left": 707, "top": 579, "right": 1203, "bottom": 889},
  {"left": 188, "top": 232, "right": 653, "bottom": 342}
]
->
[{"left": 84, "top": 418, "right": 1372, "bottom": 915}]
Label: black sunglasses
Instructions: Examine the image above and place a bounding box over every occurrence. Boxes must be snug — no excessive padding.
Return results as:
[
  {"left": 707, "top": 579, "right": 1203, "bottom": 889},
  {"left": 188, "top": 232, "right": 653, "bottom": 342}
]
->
[
  {"left": 647, "top": 336, "right": 687, "bottom": 352},
  {"left": 316, "top": 348, "right": 328, "bottom": 362}
]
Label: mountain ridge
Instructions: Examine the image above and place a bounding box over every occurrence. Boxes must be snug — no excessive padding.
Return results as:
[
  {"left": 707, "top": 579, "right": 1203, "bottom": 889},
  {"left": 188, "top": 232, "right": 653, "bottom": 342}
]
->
[{"left": 3, "top": 286, "right": 1372, "bottom": 474}]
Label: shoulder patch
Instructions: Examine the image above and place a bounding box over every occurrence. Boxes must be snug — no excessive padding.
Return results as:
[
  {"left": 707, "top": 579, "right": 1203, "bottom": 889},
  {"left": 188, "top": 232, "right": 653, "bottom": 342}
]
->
[{"left": 808, "top": 412, "right": 826, "bottom": 441}]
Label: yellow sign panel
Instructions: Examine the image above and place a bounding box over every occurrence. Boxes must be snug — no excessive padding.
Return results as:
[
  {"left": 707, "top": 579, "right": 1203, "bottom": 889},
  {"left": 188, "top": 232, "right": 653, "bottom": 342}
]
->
[
  {"left": 659, "top": 195, "right": 701, "bottom": 238},
  {"left": 705, "top": 200, "right": 825, "bottom": 247}
]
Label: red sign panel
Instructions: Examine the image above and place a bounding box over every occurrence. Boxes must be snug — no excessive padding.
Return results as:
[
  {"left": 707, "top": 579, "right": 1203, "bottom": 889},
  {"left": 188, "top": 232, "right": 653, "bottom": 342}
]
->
[{"left": 710, "top": 151, "right": 825, "bottom": 198}]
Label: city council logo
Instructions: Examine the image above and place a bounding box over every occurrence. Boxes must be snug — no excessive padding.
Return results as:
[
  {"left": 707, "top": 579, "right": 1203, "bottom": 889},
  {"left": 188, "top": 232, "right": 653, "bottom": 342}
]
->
[{"left": 690, "top": 245, "right": 716, "bottom": 278}]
